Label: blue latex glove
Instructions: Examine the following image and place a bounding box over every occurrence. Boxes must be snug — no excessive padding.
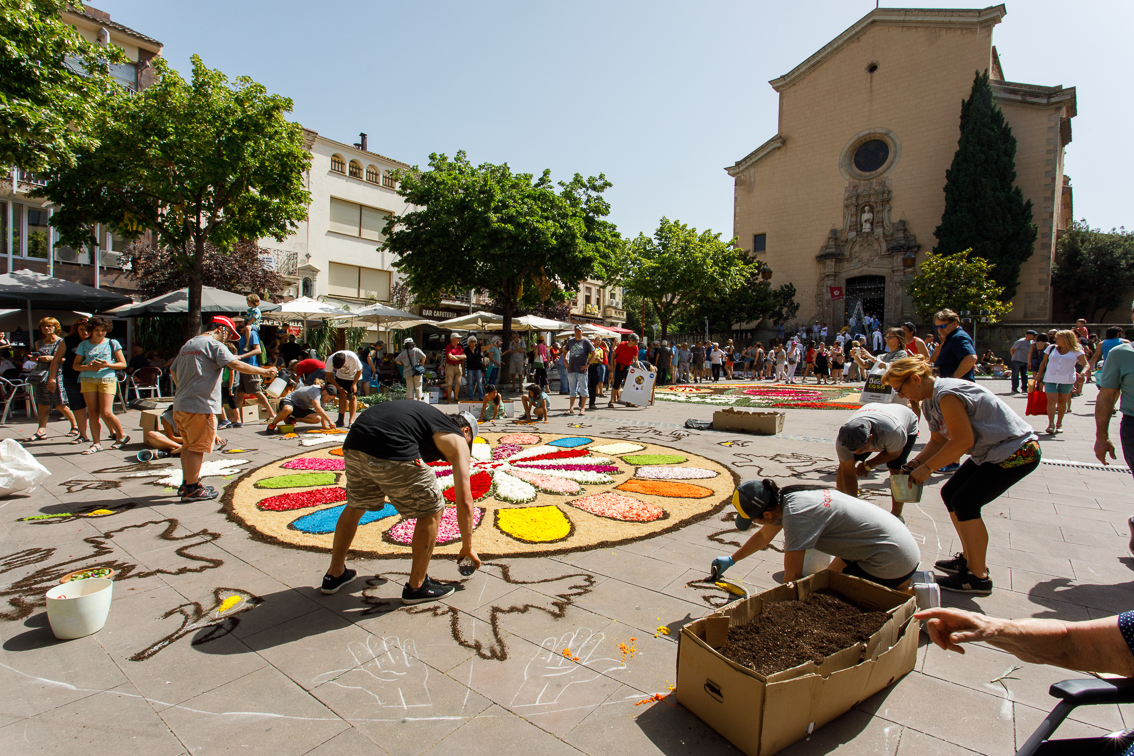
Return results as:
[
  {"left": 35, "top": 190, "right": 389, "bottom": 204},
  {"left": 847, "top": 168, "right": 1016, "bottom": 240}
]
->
[{"left": 711, "top": 556, "right": 735, "bottom": 581}]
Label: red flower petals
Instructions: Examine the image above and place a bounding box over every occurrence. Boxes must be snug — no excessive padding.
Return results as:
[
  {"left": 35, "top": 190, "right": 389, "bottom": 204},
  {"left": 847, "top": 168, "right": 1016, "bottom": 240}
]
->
[
  {"left": 258, "top": 486, "right": 347, "bottom": 512},
  {"left": 443, "top": 470, "right": 493, "bottom": 502}
]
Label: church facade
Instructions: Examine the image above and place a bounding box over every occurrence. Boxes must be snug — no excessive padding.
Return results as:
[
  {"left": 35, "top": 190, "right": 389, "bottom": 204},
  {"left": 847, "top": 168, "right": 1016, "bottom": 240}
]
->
[{"left": 727, "top": 4, "right": 1075, "bottom": 327}]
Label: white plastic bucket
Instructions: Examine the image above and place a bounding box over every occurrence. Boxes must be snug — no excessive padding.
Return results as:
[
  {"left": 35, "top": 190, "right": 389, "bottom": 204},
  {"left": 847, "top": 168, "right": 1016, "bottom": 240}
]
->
[
  {"left": 45, "top": 577, "right": 113, "bottom": 640},
  {"left": 265, "top": 377, "right": 288, "bottom": 398},
  {"left": 890, "top": 474, "right": 924, "bottom": 503},
  {"left": 914, "top": 582, "right": 941, "bottom": 612},
  {"left": 802, "top": 549, "right": 833, "bottom": 576}
]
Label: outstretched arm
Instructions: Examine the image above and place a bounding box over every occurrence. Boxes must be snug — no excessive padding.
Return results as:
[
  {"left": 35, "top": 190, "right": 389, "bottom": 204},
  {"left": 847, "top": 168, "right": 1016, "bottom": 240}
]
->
[{"left": 435, "top": 432, "right": 481, "bottom": 569}]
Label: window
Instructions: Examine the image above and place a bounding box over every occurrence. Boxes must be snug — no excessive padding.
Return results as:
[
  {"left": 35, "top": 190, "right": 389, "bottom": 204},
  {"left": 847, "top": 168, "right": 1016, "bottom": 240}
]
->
[
  {"left": 365, "top": 165, "right": 379, "bottom": 183},
  {"left": 853, "top": 140, "right": 889, "bottom": 174},
  {"left": 27, "top": 208, "right": 50, "bottom": 259},
  {"left": 382, "top": 172, "right": 397, "bottom": 189},
  {"left": 753, "top": 233, "right": 767, "bottom": 253},
  {"left": 328, "top": 198, "right": 391, "bottom": 240},
  {"left": 330, "top": 154, "right": 345, "bottom": 173},
  {"left": 108, "top": 60, "right": 137, "bottom": 91},
  {"left": 328, "top": 262, "right": 391, "bottom": 301},
  {"left": 348, "top": 160, "right": 363, "bottom": 179}
]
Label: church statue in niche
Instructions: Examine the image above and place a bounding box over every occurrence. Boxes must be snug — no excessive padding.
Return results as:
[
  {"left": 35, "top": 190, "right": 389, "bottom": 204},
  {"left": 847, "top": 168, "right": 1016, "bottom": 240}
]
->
[{"left": 860, "top": 204, "right": 874, "bottom": 234}]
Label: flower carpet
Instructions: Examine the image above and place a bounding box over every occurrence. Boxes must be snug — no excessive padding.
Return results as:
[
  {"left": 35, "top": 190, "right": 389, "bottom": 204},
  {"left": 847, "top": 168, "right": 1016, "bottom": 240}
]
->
[
  {"left": 224, "top": 432, "right": 736, "bottom": 557},
  {"left": 654, "top": 382, "right": 861, "bottom": 410}
]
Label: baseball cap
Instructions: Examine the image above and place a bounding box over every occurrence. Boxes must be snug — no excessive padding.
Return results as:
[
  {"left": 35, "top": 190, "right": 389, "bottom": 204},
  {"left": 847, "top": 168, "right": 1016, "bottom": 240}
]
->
[
  {"left": 731, "top": 480, "right": 775, "bottom": 531},
  {"left": 1025, "top": 329, "right": 1037, "bottom": 335},
  {"left": 837, "top": 417, "right": 872, "bottom": 451},
  {"left": 404, "top": 337, "right": 414, "bottom": 345},
  {"left": 457, "top": 411, "right": 479, "bottom": 447},
  {"left": 211, "top": 316, "right": 238, "bottom": 338}
]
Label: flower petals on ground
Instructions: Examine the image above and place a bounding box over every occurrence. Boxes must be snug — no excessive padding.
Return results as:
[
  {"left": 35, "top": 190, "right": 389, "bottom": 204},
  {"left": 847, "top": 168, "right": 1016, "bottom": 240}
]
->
[
  {"left": 289, "top": 503, "right": 396, "bottom": 534},
  {"left": 492, "top": 470, "right": 537, "bottom": 504},
  {"left": 258, "top": 486, "right": 347, "bottom": 512},
  {"left": 329, "top": 447, "right": 344, "bottom": 456},
  {"left": 495, "top": 505, "right": 573, "bottom": 543},
  {"left": 281, "top": 458, "right": 345, "bottom": 471},
  {"left": 443, "top": 470, "right": 493, "bottom": 502},
  {"left": 547, "top": 437, "right": 593, "bottom": 448},
  {"left": 387, "top": 506, "right": 485, "bottom": 546},
  {"left": 622, "top": 454, "right": 687, "bottom": 466},
  {"left": 635, "top": 466, "right": 718, "bottom": 480},
  {"left": 255, "top": 472, "right": 339, "bottom": 489},
  {"left": 571, "top": 493, "right": 664, "bottom": 522},
  {"left": 470, "top": 442, "right": 492, "bottom": 462},
  {"left": 587, "top": 442, "right": 645, "bottom": 456},
  {"left": 299, "top": 436, "right": 340, "bottom": 447},
  {"left": 500, "top": 433, "right": 540, "bottom": 445},
  {"left": 508, "top": 468, "right": 582, "bottom": 494},
  {"left": 616, "top": 479, "right": 714, "bottom": 498},
  {"left": 492, "top": 443, "right": 523, "bottom": 460}
]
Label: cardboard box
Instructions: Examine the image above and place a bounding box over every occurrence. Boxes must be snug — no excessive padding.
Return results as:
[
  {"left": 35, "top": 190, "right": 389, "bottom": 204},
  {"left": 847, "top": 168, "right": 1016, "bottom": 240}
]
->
[
  {"left": 139, "top": 409, "right": 163, "bottom": 434},
  {"left": 239, "top": 403, "right": 269, "bottom": 424},
  {"left": 677, "top": 571, "right": 917, "bottom": 756},
  {"left": 427, "top": 388, "right": 441, "bottom": 404},
  {"left": 712, "top": 408, "right": 785, "bottom": 435},
  {"left": 458, "top": 401, "right": 516, "bottom": 418}
]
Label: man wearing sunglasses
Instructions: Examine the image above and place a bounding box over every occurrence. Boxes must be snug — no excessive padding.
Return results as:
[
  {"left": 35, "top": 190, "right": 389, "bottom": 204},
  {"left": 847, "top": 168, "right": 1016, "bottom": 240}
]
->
[{"left": 930, "top": 308, "right": 978, "bottom": 382}]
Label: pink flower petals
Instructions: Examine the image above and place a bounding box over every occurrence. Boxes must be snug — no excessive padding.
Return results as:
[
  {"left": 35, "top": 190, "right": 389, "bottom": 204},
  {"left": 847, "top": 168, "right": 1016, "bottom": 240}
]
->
[
  {"left": 508, "top": 468, "right": 582, "bottom": 494},
  {"left": 500, "top": 433, "right": 541, "bottom": 445},
  {"left": 492, "top": 443, "right": 523, "bottom": 460},
  {"left": 387, "top": 506, "right": 484, "bottom": 545},
  {"left": 570, "top": 493, "right": 664, "bottom": 522},
  {"left": 281, "top": 458, "right": 346, "bottom": 471}
]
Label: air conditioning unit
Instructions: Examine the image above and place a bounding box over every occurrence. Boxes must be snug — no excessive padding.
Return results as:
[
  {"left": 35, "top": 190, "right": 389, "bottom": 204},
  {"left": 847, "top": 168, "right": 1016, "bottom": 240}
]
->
[
  {"left": 56, "top": 246, "right": 78, "bottom": 262},
  {"left": 101, "top": 251, "right": 123, "bottom": 269}
]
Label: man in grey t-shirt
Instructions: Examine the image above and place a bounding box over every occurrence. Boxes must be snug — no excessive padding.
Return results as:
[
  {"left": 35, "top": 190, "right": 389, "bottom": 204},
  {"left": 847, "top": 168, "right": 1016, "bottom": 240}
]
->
[
  {"left": 267, "top": 383, "right": 337, "bottom": 432},
  {"left": 835, "top": 403, "right": 920, "bottom": 517},
  {"left": 1009, "top": 330, "right": 1035, "bottom": 394},
  {"left": 169, "top": 316, "right": 277, "bottom": 502},
  {"left": 710, "top": 479, "right": 920, "bottom": 589},
  {"left": 564, "top": 326, "right": 594, "bottom": 415}
]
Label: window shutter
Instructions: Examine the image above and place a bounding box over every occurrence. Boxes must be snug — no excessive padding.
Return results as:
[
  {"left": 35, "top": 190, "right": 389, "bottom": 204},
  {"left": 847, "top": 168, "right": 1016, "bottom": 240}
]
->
[
  {"left": 329, "top": 198, "right": 360, "bottom": 236},
  {"left": 327, "top": 262, "right": 360, "bottom": 297},
  {"left": 360, "top": 206, "right": 389, "bottom": 242},
  {"left": 359, "top": 267, "right": 391, "bottom": 300}
]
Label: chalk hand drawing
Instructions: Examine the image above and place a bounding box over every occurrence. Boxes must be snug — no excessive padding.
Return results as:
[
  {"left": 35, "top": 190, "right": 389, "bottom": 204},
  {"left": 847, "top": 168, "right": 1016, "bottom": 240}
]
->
[
  {"left": 707, "top": 529, "right": 742, "bottom": 549},
  {"left": 361, "top": 563, "right": 597, "bottom": 662},
  {"left": 0, "top": 519, "right": 223, "bottom": 621},
  {"left": 130, "top": 587, "right": 262, "bottom": 662},
  {"left": 92, "top": 460, "right": 174, "bottom": 476},
  {"left": 311, "top": 636, "right": 431, "bottom": 710},
  {"left": 767, "top": 452, "right": 837, "bottom": 477},
  {"left": 510, "top": 628, "right": 623, "bottom": 708},
  {"left": 58, "top": 479, "right": 122, "bottom": 494}
]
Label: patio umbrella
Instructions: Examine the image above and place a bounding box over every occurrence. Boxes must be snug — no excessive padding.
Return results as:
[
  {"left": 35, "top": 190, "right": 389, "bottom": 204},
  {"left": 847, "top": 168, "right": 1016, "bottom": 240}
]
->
[
  {"left": 486, "top": 315, "right": 573, "bottom": 332},
  {"left": 266, "top": 296, "right": 353, "bottom": 341},
  {"left": 105, "top": 287, "right": 282, "bottom": 317},
  {"left": 555, "top": 324, "right": 620, "bottom": 339},
  {"left": 0, "top": 269, "right": 131, "bottom": 344},
  {"left": 435, "top": 311, "right": 502, "bottom": 331},
  {"left": 341, "top": 302, "right": 434, "bottom": 350},
  {"left": 0, "top": 309, "right": 90, "bottom": 332}
]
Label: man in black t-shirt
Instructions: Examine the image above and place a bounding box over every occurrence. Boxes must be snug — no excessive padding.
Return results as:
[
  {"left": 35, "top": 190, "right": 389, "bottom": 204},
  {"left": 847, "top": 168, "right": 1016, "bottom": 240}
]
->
[
  {"left": 321, "top": 402, "right": 482, "bottom": 604},
  {"left": 280, "top": 335, "right": 303, "bottom": 366}
]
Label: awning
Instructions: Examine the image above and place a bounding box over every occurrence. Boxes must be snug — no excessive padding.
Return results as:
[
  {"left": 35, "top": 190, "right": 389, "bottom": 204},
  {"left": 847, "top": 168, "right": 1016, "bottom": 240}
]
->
[
  {"left": 0, "top": 269, "right": 131, "bottom": 310},
  {"left": 105, "top": 287, "right": 282, "bottom": 317}
]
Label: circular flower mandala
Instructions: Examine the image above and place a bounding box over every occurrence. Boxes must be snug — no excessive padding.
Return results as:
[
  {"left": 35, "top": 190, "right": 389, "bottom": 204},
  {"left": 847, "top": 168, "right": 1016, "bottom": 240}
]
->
[{"left": 224, "top": 432, "right": 735, "bottom": 558}]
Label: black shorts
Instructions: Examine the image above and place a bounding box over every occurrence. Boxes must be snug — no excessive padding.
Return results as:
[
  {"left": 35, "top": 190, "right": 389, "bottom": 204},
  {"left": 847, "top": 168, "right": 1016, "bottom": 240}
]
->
[
  {"left": 612, "top": 366, "right": 631, "bottom": 391},
  {"left": 278, "top": 397, "right": 318, "bottom": 420},
  {"left": 853, "top": 434, "right": 917, "bottom": 471},
  {"left": 841, "top": 560, "right": 917, "bottom": 589},
  {"left": 63, "top": 380, "right": 86, "bottom": 412},
  {"left": 334, "top": 376, "right": 356, "bottom": 396},
  {"left": 221, "top": 385, "right": 237, "bottom": 410}
]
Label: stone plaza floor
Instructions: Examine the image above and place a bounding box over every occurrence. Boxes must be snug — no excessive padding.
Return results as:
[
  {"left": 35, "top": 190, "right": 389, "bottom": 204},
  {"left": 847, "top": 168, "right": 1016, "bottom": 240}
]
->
[{"left": 0, "top": 377, "right": 1131, "bottom": 755}]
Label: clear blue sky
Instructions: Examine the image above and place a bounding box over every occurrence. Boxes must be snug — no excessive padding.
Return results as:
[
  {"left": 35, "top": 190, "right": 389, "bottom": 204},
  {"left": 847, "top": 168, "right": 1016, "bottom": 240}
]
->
[{"left": 98, "top": 0, "right": 1131, "bottom": 240}]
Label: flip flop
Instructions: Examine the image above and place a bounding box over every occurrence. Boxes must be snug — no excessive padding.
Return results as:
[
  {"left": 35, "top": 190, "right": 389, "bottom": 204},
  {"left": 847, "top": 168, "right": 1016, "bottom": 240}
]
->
[
  {"left": 81, "top": 443, "right": 103, "bottom": 455},
  {"left": 23, "top": 430, "right": 48, "bottom": 443}
]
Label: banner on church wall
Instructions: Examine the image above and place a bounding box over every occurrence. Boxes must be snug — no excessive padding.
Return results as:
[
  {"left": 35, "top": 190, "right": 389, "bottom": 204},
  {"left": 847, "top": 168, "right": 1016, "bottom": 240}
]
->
[{"left": 829, "top": 286, "right": 844, "bottom": 300}]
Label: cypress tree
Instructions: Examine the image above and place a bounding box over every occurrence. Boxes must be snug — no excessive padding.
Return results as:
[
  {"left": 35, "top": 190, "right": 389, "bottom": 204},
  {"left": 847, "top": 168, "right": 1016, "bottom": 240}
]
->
[{"left": 933, "top": 70, "right": 1038, "bottom": 300}]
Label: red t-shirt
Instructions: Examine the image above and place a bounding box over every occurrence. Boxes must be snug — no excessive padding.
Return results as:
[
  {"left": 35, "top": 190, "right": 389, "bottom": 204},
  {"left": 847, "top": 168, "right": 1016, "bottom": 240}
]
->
[
  {"left": 295, "top": 358, "right": 325, "bottom": 377},
  {"left": 444, "top": 344, "right": 465, "bottom": 365},
  {"left": 614, "top": 341, "right": 638, "bottom": 367}
]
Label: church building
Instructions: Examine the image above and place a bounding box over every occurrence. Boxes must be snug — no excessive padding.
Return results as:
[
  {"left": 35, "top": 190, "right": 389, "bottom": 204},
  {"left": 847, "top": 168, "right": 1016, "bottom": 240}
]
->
[{"left": 727, "top": 4, "right": 1075, "bottom": 327}]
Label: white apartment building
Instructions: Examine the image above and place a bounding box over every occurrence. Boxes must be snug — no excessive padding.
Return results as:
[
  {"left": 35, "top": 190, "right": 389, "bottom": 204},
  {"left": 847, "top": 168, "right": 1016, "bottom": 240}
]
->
[
  {"left": 263, "top": 131, "right": 411, "bottom": 312},
  {"left": 570, "top": 279, "right": 627, "bottom": 329}
]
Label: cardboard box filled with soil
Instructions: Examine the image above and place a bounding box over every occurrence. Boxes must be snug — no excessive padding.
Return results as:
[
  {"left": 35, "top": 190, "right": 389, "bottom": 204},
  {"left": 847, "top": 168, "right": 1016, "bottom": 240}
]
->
[
  {"left": 712, "top": 408, "right": 785, "bottom": 435},
  {"left": 677, "top": 571, "right": 917, "bottom": 756}
]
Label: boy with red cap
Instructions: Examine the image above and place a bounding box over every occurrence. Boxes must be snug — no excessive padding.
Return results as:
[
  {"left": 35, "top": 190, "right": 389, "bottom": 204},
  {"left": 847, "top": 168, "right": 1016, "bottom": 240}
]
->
[{"left": 169, "top": 317, "right": 278, "bottom": 501}]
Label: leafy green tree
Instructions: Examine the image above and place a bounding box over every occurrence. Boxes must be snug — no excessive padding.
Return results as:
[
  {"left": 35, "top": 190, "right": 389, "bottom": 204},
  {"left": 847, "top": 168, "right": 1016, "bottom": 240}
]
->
[
  {"left": 685, "top": 266, "right": 799, "bottom": 334},
  {"left": 117, "top": 240, "right": 287, "bottom": 300},
  {"left": 35, "top": 56, "right": 311, "bottom": 334},
  {"left": 385, "top": 151, "right": 620, "bottom": 347},
  {"left": 934, "top": 70, "right": 1038, "bottom": 300},
  {"left": 621, "top": 217, "right": 754, "bottom": 339},
  {"left": 623, "top": 291, "right": 660, "bottom": 338},
  {"left": 0, "top": 0, "right": 126, "bottom": 172},
  {"left": 1053, "top": 221, "right": 1134, "bottom": 322},
  {"left": 907, "top": 248, "right": 1012, "bottom": 324}
]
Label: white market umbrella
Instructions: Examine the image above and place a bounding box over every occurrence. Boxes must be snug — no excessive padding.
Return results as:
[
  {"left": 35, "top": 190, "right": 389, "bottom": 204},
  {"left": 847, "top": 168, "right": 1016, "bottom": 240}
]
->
[
  {"left": 556, "top": 323, "right": 619, "bottom": 339},
  {"left": 105, "top": 287, "right": 282, "bottom": 317},
  {"left": 338, "top": 302, "right": 433, "bottom": 349},
  {"left": 486, "top": 314, "right": 573, "bottom": 332},
  {"left": 436, "top": 311, "right": 502, "bottom": 331},
  {"left": 267, "top": 296, "right": 353, "bottom": 341}
]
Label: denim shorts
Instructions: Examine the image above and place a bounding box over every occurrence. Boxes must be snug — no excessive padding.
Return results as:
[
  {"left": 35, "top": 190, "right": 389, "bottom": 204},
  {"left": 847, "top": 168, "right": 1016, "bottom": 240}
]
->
[{"left": 1044, "top": 382, "right": 1073, "bottom": 395}]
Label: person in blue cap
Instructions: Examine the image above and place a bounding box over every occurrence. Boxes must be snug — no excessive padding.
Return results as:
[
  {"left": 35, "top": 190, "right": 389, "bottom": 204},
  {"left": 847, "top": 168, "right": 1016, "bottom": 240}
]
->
[{"left": 710, "top": 479, "right": 920, "bottom": 591}]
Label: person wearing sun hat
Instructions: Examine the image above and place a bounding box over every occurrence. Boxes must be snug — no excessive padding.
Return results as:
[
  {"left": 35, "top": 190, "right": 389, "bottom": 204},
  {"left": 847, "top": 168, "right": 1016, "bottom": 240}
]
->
[
  {"left": 710, "top": 478, "right": 919, "bottom": 591},
  {"left": 168, "top": 316, "right": 278, "bottom": 502},
  {"left": 321, "top": 402, "right": 482, "bottom": 603}
]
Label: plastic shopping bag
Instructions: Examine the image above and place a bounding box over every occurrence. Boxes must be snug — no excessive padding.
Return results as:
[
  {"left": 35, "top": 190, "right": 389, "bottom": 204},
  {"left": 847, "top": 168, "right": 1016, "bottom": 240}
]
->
[
  {"left": 860, "top": 364, "right": 894, "bottom": 404},
  {"left": 0, "top": 438, "right": 52, "bottom": 497},
  {"left": 1025, "top": 387, "right": 1047, "bottom": 416}
]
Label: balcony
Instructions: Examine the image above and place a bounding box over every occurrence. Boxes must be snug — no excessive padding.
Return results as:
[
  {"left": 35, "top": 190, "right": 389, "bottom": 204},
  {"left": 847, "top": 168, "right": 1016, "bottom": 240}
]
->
[
  {"left": 604, "top": 305, "right": 626, "bottom": 321},
  {"left": 261, "top": 248, "right": 299, "bottom": 278},
  {"left": 17, "top": 170, "right": 47, "bottom": 187}
]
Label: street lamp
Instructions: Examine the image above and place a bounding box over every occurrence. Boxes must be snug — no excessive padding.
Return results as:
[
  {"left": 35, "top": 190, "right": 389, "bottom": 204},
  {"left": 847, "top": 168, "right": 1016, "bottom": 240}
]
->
[{"left": 760, "top": 267, "right": 773, "bottom": 281}]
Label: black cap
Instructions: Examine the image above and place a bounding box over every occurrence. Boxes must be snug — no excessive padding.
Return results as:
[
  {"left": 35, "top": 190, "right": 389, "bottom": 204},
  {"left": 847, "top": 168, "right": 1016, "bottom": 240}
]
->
[
  {"left": 837, "top": 417, "right": 872, "bottom": 451},
  {"left": 1026, "top": 330, "right": 1037, "bottom": 335},
  {"left": 732, "top": 480, "right": 775, "bottom": 531}
]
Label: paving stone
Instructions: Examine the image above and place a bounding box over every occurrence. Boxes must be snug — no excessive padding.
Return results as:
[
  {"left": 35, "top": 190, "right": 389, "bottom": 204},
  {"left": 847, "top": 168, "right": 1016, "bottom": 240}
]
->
[
  {"left": 428, "top": 704, "right": 584, "bottom": 756},
  {"left": 241, "top": 607, "right": 379, "bottom": 691},
  {"left": 895, "top": 729, "right": 983, "bottom": 755},
  {"left": 302, "top": 726, "right": 392, "bottom": 756},
  {"left": 778, "top": 707, "right": 903, "bottom": 754}
]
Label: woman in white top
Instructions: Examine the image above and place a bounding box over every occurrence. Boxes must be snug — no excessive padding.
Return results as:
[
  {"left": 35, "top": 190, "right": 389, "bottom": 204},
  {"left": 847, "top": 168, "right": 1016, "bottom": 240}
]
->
[{"left": 1035, "top": 329, "right": 1088, "bottom": 434}]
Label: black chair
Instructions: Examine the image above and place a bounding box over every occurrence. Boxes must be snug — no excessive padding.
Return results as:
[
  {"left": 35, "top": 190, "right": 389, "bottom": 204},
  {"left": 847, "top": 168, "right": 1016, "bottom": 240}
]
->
[{"left": 1016, "top": 678, "right": 1134, "bottom": 755}]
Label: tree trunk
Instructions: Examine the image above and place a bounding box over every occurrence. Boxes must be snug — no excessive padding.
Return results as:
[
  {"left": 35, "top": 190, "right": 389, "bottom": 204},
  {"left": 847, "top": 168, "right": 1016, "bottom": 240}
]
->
[
  {"left": 186, "top": 237, "right": 205, "bottom": 340},
  {"left": 501, "top": 295, "right": 514, "bottom": 385}
]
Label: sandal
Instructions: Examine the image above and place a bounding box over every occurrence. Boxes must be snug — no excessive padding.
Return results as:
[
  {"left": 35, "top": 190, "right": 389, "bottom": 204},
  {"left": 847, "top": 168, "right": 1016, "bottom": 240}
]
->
[
  {"left": 65, "top": 427, "right": 79, "bottom": 438},
  {"left": 82, "top": 443, "right": 104, "bottom": 455},
  {"left": 111, "top": 435, "right": 131, "bottom": 450},
  {"left": 1045, "top": 426, "right": 1056, "bottom": 434},
  {"left": 23, "top": 429, "right": 48, "bottom": 443},
  {"left": 70, "top": 435, "right": 89, "bottom": 445}
]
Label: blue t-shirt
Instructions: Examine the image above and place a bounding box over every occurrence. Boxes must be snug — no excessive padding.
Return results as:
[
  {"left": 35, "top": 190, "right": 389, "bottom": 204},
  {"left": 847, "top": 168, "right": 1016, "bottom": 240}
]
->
[
  {"left": 1099, "top": 343, "right": 1134, "bottom": 418},
  {"left": 75, "top": 338, "right": 122, "bottom": 381},
  {"left": 1100, "top": 337, "right": 1126, "bottom": 362},
  {"left": 934, "top": 327, "right": 977, "bottom": 381},
  {"left": 238, "top": 331, "right": 260, "bottom": 367}
]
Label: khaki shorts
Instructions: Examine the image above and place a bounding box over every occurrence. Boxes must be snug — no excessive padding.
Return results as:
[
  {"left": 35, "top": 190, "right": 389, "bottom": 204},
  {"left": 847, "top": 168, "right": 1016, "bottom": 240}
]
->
[
  {"left": 344, "top": 449, "right": 445, "bottom": 518},
  {"left": 238, "top": 372, "right": 262, "bottom": 394},
  {"left": 81, "top": 379, "right": 118, "bottom": 395},
  {"left": 444, "top": 364, "right": 462, "bottom": 382},
  {"left": 173, "top": 411, "right": 217, "bottom": 453}
]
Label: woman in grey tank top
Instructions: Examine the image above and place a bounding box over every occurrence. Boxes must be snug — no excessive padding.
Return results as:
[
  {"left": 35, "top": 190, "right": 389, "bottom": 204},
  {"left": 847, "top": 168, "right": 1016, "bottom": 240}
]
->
[{"left": 885, "top": 356, "right": 1040, "bottom": 598}]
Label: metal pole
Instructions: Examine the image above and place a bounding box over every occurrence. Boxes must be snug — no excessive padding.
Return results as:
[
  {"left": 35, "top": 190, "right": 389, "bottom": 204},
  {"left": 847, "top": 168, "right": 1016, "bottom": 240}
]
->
[
  {"left": 5, "top": 175, "right": 12, "bottom": 273},
  {"left": 93, "top": 224, "right": 100, "bottom": 289},
  {"left": 47, "top": 207, "right": 53, "bottom": 276},
  {"left": 705, "top": 317, "right": 709, "bottom": 341}
]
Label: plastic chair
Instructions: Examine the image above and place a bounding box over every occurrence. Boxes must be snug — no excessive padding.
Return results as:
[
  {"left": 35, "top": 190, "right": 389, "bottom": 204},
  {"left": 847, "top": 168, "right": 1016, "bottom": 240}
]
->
[
  {"left": 0, "top": 377, "right": 35, "bottom": 424},
  {"left": 1016, "top": 678, "right": 1134, "bottom": 755},
  {"left": 130, "top": 367, "right": 163, "bottom": 400}
]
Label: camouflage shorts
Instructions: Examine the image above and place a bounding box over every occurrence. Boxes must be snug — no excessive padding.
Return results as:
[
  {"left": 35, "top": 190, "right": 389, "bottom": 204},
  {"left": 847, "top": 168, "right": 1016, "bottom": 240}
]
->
[{"left": 343, "top": 449, "right": 446, "bottom": 518}]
